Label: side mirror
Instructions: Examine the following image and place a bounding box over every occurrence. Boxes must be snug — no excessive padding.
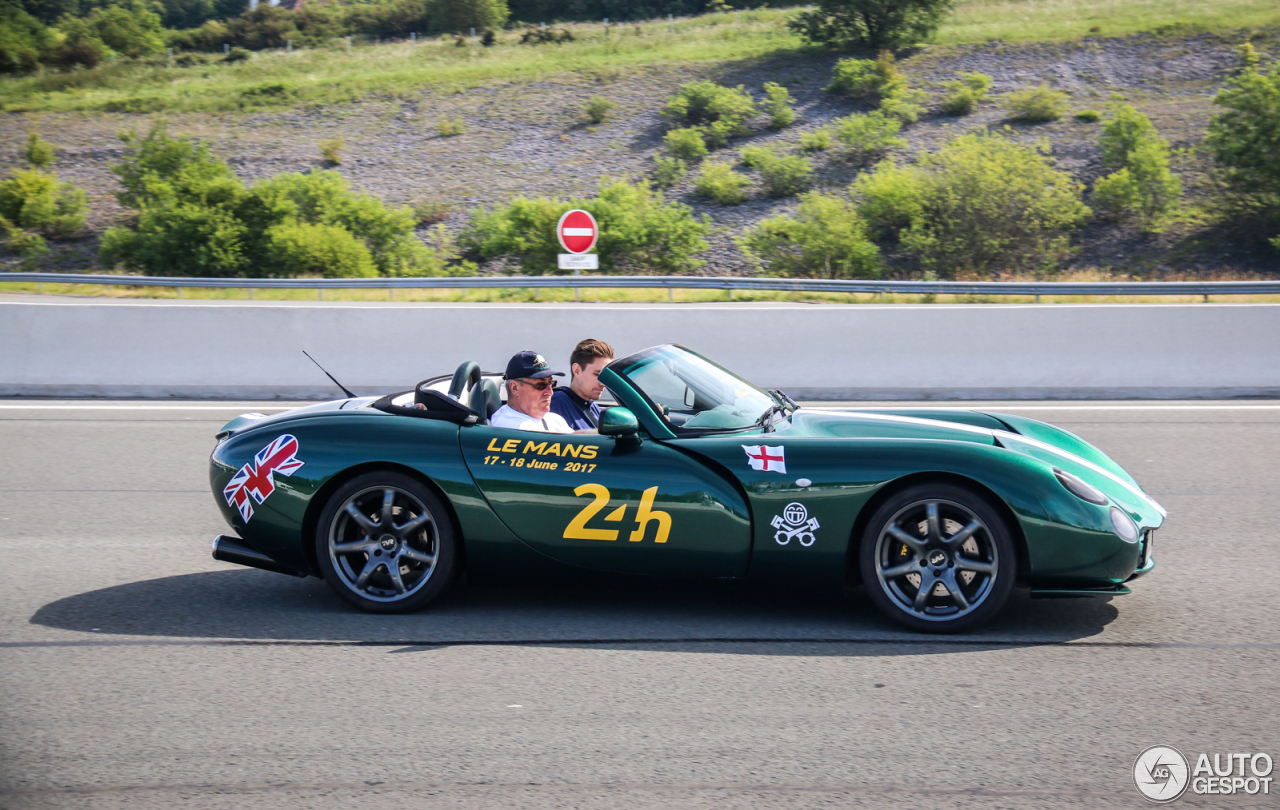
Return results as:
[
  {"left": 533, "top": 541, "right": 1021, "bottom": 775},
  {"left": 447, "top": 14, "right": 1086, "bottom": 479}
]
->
[{"left": 599, "top": 407, "right": 640, "bottom": 440}]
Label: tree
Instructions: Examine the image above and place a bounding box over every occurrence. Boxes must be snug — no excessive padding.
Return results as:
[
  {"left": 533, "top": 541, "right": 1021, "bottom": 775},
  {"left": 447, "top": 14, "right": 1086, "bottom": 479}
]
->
[
  {"left": 1203, "top": 54, "right": 1280, "bottom": 238},
  {"left": 86, "top": 0, "right": 166, "bottom": 58},
  {"left": 0, "top": 3, "right": 56, "bottom": 73},
  {"left": 1093, "top": 103, "right": 1181, "bottom": 231},
  {"left": 788, "top": 0, "right": 954, "bottom": 51}
]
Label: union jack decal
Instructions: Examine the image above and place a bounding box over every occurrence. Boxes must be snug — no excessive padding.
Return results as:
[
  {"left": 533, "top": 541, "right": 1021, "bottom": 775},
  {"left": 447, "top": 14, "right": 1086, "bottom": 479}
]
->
[{"left": 223, "top": 434, "right": 304, "bottom": 522}]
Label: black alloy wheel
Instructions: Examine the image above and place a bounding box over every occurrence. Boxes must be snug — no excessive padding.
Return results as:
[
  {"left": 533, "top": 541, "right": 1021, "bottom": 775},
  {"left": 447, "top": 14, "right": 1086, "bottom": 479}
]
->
[
  {"left": 860, "top": 482, "right": 1016, "bottom": 633},
  {"left": 315, "top": 472, "right": 458, "bottom": 613}
]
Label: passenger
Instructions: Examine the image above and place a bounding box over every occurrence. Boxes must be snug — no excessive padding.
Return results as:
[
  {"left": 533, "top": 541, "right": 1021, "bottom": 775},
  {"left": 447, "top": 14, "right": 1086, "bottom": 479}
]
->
[
  {"left": 549, "top": 338, "right": 614, "bottom": 431},
  {"left": 489, "top": 351, "right": 573, "bottom": 434}
]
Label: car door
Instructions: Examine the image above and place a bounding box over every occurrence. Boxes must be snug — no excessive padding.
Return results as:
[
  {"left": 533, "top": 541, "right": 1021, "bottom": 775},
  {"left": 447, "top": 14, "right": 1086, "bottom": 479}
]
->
[{"left": 459, "top": 425, "right": 751, "bottom": 578}]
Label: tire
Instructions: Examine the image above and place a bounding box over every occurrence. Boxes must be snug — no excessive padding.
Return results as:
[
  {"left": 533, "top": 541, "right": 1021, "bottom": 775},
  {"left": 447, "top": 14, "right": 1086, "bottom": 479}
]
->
[
  {"left": 859, "top": 482, "right": 1016, "bottom": 633},
  {"left": 315, "top": 472, "right": 458, "bottom": 614}
]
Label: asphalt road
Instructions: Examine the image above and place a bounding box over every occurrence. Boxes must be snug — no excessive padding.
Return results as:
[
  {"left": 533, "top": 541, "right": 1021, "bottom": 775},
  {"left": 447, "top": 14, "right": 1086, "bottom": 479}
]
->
[{"left": 2, "top": 401, "right": 1278, "bottom": 809}]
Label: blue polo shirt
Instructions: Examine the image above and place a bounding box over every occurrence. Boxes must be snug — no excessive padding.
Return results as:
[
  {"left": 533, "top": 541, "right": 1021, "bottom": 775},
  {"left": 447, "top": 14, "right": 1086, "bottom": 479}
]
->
[{"left": 549, "top": 388, "right": 601, "bottom": 431}]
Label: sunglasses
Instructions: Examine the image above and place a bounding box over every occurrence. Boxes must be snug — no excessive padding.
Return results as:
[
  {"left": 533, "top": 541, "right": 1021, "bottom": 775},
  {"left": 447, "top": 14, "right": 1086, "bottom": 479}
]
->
[{"left": 514, "top": 378, "right": 557, "bottom": 391}]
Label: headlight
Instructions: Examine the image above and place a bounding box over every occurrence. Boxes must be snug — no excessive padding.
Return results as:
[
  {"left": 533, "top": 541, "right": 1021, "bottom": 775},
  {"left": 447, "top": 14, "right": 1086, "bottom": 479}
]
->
[
  {"left": 1109, "top": 506, "right": 1139, "bottom": 542},
  {"left": 1054, "top": 468, "right": 1108, "bottom": 505}
]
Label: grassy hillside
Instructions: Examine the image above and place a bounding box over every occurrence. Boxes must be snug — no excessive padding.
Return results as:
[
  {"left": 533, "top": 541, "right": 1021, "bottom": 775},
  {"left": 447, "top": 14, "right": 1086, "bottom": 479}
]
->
[{"left": 3, "top": 0, "right": 1279, "bottom": 114}]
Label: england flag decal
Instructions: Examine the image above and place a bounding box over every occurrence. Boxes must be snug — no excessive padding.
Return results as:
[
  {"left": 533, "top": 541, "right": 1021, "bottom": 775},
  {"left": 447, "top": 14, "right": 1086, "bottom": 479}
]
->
[{"left": 742, "top": 444, "right": 786, "bottom": 474}]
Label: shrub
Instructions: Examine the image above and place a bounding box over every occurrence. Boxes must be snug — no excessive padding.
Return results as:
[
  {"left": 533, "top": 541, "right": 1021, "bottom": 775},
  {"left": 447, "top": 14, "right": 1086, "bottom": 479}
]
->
[
  {"left": 742, "top": 148, "right": 813, "bottom": 198},
  {"left": 789, "top": 0, "right": 955, "bottom": 50},
  {"left": 653, "top": 156, "right": 689, "bottom": 188},
  {"left": 0, "top": 4, "right": 54, "bottom": 75},
  {"left": 739, "top": 191, "right": 881, "bottom": 278},
  {"left": 223, "top": 47, "right": 251, "bottom": 63},
  {"left": 695, "top": 160, "right": 751, "bottom": 204},
  {"left": 480, "top": 28, "right": 496, "bottom": 46},
  {"left": 800, "top": 128, "right": 832, "bottom": 152},
  {"left": 84, "top": 1, "right": 166, "bottom": 59},
  {"left": 661, "top": 80, "right": 756, "bottom": 144},
  {"left": 585, "top": 95, "right": 616, "bottom": 124},
  {"left": 101, "top": 123, "right": 449, "bottom": 277},
  {"left": 941, "top": 72, "right": 992, "bottom": 116},
  {"left": 826, "top": 51, "right": 899, "bottom": 99},
  {"left": 520, "top": 24, "right": 574, "bottom": 44},
  {"left": 1204, "top": 54, "right": 1280, "bottom": 230},
  {"left": 1074, "top": 109, "right": 1102, "bottom": 123},
  {"left": 833, "top": 111, "right": 906, "bottom": 164},
  {"left": 264, "top": 221, "right": 377, "bottom": 278},
  {"left": 437, "top": 116, "right": 466, "bottom": 137},
  {"left": 45, "top": 16, "right": 106, "bottom": 69},
  {"left": 460, "top": 178, "right": 710, "bottom": 275},
  {"left": 762, "top": 82, "right": 797, "bottom": 129},
  {"left": 850, "top": 159, "right": 928, "bottom": 239},
  {"left": 174, "top": 52, "right": 211, "bottom": 67},
  {"left": 318, "top": 137, "right": 344, "bottom": 166},
  {"left": 1093, "top": 105, "right": 1182, "bottom": 231},
  {"left": 24, "top": 132, "right": 56, "bottom": 168},
  {"left": 894, "top": 132, "right": 1091, "bottom": 275},
  {"left": 0, "top": 215, "right": 47, "bottom": 256},
  {"left": 879, "top": 86, "right": 927, "bottom": 124},
  {"left": 1006, "top": 85, "right": 1069, "bottom": 123},
  {"left": 411, "top": 197, "right": 450, "bottom": 225},
  {"left": 0, "top": 167, "right": 88, "bottom": 239},
  {"left": 664, "top": 127, "right": 709, "bottom": 161}
]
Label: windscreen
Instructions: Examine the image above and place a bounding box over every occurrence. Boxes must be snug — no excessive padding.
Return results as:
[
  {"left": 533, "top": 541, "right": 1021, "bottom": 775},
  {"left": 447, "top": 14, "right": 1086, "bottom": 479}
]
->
[{"left": 611, "top": 345, "right": 774, "bottom": 431}]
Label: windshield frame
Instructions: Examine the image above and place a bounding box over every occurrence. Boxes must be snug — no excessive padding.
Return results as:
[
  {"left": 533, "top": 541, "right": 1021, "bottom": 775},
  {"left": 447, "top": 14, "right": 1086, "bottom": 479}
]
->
[{"left": 607, "top": 344, "right": 782, "bottom": 437}]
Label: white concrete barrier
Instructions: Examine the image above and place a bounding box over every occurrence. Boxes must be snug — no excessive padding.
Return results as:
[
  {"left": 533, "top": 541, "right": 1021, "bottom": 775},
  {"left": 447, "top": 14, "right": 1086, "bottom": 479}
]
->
[{"left": 3, "top": 298, "right": 1279, "bottom": 399}]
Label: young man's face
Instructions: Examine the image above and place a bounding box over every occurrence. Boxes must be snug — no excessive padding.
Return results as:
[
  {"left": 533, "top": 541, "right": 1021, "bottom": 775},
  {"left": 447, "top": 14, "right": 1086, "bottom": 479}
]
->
[
  {"left": 508, "top": 378, "right": 555, "bottom": 418},
  {"left": 570, "top": 356, "right": 612, "bottom": 401}
]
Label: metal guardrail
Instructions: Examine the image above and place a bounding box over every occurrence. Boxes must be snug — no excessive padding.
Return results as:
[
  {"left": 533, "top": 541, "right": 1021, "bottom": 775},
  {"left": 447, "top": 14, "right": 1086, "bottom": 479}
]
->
[{"left": 3, "top": 272, "right": 1279, "bottom": 297}]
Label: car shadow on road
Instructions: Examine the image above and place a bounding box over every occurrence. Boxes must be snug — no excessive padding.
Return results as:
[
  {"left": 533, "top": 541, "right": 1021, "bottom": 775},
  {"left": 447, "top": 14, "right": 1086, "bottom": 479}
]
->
[{"left": 27, "top": 568, "right": 1120, "bottom": 653}]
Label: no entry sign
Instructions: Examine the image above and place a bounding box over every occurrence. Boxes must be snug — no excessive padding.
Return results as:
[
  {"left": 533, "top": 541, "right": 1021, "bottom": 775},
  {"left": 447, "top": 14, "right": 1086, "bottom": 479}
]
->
[{"left": 557, "top": 209, "right": 599, "bottom": 254}]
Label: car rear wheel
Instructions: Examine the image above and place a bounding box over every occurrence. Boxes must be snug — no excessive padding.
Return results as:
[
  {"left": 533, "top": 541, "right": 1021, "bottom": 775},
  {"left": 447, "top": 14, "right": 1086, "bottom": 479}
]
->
[
  {"left": 860, "top": 483, "right": 1015, "bottom": 633},
  {"left": 315, "top": 472, "right": 457, "bottom": 614}
]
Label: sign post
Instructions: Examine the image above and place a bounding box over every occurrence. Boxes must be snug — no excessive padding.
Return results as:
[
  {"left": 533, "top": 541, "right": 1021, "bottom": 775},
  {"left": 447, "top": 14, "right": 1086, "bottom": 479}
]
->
[{"left": 557, "top": 209, "right": 599, "bottom": 272}]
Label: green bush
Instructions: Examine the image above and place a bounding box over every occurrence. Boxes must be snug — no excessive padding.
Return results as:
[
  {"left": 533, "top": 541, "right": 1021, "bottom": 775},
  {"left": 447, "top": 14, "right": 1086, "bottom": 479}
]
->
[
  {"left": 742, "top": 149, "right": 814, "bottom": 198},
  {"left": 84, "top": 1, "right": 166, "bottom": 59},
  {"left": 24, "top": 132, "right": 56, "bottom": 168},
  {"left": 437, "top": 116, "right": 466, "bottom": 137},
  {"left": 941, "top": 72, "right": 993, "bottom": 116},
  {"left": 878, "top": 85, "right": 927, "bottom": 124},
  {"left": 800, "top": 128, "right": 832, "bottom": 152},
  {"left": 460, "top": 178, "right": 710, "bottom": 275},
  {"left": 762, "top": 82, "right": 796, "bottom": 129},
  {"left": 0, "top": 4, "right": 55, "bottom": 75},
  {"left": 45, "top": 16, "right": 106, "bottom": 69},
  {"left": 1100, "top": 101, "right": 1158, "bottom": 169},
  {"left": 1093, "top": 105, "right": 1182, "bottom": 231},
  {"left": 662, "top": 80, "right": 756, "bottom": 145},
  {"left": 318, "top": 137, "right": 344, "bottom": 166},
  {"left": 411, "top": 197, "right": 450, "bottom": 225},
  {"left": 585, "top": 95, "right": 616, "bottom": 124},
  {"left": 695, "top": 160, "right": 751, "bottom": 205},
  {"left": 789, "top": 0, "right": 955, "bottom": 50},
  {"left": 894, "top": 132, "right": 1091, "bottom": 275},
  {"left": 265, "top": 221, "right": 377, "bottom": 278},
  {"left": 1204, "top": 53, "right": 1280, "bottom": 232},
  {"left": 101, "top": 123, "right": 449, "bottom": 277},
  {"left": 1006, "top": 85, "right": 1069, "bottom": 123},
  {"left": 739, "top": 192, "right": 881, "bottom": 278},
  {"left": 833, "top": 111, "right": 906, "bottom": 164},
  {"left": 850, "top": 159, "right": 928, "bottom": 239},
  {"left": 0, "top": 215, "right": 47, "bottom": 256},
  {"left": 0, "top": 167, "right": 88, "bottom": 239},
  {"left": 664, "top": 127, "right": 709, "bottom": 161},
  {"left": 1074, "top": 109, "right": 1102, "bottom": 123},
  {"left": 223, "top": 47, "right": 251, "bottom": 63},
  {"left": 652, "top": 156, "right": 689, "bottom": 189},
  {"left": 826, "top": 51, "right": 899, "bottom": 99}
]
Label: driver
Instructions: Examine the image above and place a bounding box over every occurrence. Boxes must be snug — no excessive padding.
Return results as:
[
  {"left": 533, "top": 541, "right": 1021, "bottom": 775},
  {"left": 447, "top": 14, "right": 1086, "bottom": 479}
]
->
[{"left": 490, "top": 351, "right": 574, "bottom": 434}]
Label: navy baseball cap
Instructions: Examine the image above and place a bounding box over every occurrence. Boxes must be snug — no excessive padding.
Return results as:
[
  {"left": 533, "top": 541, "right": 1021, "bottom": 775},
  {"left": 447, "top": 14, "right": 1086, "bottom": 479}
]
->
[{"left": 504, "top": 350, "right": 565, "bottom": 380}]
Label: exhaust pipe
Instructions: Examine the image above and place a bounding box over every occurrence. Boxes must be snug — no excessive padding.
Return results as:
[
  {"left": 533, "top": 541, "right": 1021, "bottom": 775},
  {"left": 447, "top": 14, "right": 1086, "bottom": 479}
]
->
[{"left": 212, "top": 535, "right": 308, "bottom": 578}]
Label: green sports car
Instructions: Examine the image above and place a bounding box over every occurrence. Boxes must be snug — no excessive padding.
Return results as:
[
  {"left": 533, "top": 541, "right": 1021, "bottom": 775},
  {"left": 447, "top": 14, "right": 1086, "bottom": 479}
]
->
[{"left": 208, "top": 344, "right": 1164, "bottom": 632}]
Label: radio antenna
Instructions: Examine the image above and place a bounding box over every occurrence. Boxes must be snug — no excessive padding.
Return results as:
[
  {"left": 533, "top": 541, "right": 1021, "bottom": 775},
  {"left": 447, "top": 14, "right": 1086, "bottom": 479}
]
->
[{"left": 302, "top": 351, "right": 356, "bottom": 399}]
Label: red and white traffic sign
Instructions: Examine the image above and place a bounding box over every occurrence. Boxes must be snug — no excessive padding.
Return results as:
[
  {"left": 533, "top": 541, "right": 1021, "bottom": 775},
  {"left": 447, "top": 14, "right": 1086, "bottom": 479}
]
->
[{"left": 557, "top": 209, "right": 599, "bottom": 254}]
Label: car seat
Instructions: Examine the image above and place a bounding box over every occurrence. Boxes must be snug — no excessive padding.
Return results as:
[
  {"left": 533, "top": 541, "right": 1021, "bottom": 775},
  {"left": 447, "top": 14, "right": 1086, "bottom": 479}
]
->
[{"left": 469, "top": 378, "right": 502, "bottom": 425}]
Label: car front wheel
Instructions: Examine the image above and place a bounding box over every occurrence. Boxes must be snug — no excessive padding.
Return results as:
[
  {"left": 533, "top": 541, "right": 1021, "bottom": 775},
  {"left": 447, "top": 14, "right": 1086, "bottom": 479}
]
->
[
  {"left": 860, "top": 483, "right": 1015, "bottom": 633},
  {"left": 315, "top": 472, "right": 457, "bottom": 614}
]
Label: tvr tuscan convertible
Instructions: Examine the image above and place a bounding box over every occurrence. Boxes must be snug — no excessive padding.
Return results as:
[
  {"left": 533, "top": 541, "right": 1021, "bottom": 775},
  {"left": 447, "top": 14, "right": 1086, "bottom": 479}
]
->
[{"left": 209, "top": 344, "right": 1164, "bottom": 632}]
